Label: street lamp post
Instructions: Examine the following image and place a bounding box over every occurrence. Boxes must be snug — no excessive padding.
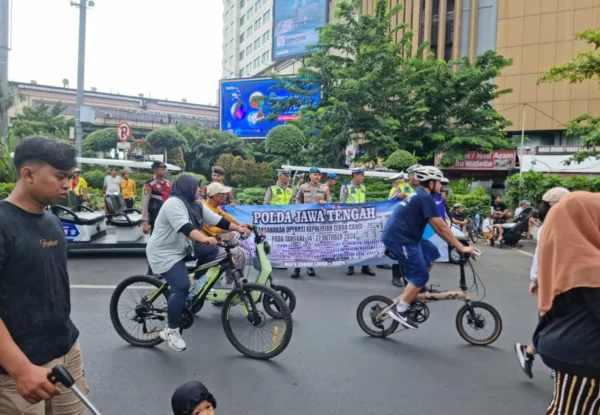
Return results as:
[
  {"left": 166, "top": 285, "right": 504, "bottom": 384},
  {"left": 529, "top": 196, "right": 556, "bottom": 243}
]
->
[
  {"left": 0, "top": 0, "right": 10, "bottom": 145},
  {"left": 71, "top": 0, "right": 94, "bottom": 157}
]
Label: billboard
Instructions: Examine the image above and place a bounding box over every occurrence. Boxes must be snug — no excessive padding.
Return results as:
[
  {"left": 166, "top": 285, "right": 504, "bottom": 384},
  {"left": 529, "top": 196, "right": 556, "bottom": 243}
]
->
[
  {"left": 435, "top": 150, "right": 517, "bottom": 170},
  {"left": 220, "top": 78, "right": 319, "bottom": 139},
  {"left": 272, "top": 0, "right": 329, "bottom": 61}
]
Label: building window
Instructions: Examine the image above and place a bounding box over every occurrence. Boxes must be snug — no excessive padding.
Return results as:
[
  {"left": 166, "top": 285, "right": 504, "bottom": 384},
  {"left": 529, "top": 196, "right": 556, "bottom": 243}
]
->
[
  {"left": 240, "top": 0, "right": 245, "bottom": 7},
  {"left": 262, "top": 51, "right": 268, "bottom": 63},
  {"left": 254, "top": 19, "right": 261, "bottom": 30},
  {"left": 263, "top": 0, "right": 267, "bottom": 4},
  {"left": 246, "top": 45, "right": 252, "bottom": 55},
  {"left": 240, "top": 33, "right": 245, "bottom": 42},
  {"left": 263, "top": 10, "right": 270, "bottom": 23},
  {"left": 246, "top": 26, "right": 253, "bottom": 37},
  {"left": 239, "top": 50, "right": 245, "bottom": 61},
  {"left": 240, "top": 15, "right": 245, "bottom": 25},
  {"left": 254, "top": 1, "right": 260, "bottom": 12},
  {"left": 262, "top": 31, "right": 270, "bottom": 43},
  {"left": 228, "top": 40, "right": 233, "bottom": 51},
  {"left": 247, "top": 8, "right": 253, "bottom": 18},
  {"left": 253, "top": 57, "right": 260, "bottom": 68},
  {"left": 254, "top": 38, "right": 261, "bottom": 50},
  {"left": 239, "top": 69, "right": 245, "bottom": 78},
  {"left": 246, "top": 63, "right": 251, "bottom": 74}
]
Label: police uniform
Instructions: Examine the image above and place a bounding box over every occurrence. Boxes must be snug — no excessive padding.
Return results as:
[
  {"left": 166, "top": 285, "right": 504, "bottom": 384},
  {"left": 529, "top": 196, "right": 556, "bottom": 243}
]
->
[
  {"left": 264, "top": 170, "right": 293, "bottom": 205},
  {"left": 141, "top": 163, "right": 171, "bottom": 232},
  {"left": 292, "top": 168, "right": 332, "bottom": 278},
  {"left": 340, "top": 168, "right": 376, "bottom": 276},
  {"left": 388, "top": 181, "right": 414, "bottom": 201}
]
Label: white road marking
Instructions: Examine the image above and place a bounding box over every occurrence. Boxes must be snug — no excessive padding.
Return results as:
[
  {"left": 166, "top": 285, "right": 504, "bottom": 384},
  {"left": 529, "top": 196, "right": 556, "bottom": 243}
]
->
[{"left": 511, "top": 248, "right": 534, "bottom": 258}]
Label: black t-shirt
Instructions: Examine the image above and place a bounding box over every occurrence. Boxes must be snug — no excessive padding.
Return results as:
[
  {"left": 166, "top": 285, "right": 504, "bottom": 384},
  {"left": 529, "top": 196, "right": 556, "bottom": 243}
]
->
[
  {"left": 451, "top": 211, "right": 467, "bottom": 222},
  {"left": 0, "top": 201, "right": 79, "bottom": 375},
  {"left": 492, "top": 202, "right": 507, "bottom": 213}
]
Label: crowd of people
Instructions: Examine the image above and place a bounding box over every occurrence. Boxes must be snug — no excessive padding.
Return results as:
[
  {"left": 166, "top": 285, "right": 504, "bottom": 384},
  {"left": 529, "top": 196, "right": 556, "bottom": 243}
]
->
[{"left": 2, "top": 136, "right": 599, "bottom": 415}]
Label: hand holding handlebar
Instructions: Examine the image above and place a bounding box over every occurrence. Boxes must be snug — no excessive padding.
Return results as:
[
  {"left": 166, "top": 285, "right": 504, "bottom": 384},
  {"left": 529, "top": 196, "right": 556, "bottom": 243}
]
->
[{"left": 202, "top": 237, "right": 218, "bottom": 246}]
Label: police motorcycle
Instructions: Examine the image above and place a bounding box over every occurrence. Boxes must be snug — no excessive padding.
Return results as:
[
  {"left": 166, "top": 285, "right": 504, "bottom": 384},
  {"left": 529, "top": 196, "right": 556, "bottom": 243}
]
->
[{"left": 48, "top": 156, "right": 181, "bottom": 252}]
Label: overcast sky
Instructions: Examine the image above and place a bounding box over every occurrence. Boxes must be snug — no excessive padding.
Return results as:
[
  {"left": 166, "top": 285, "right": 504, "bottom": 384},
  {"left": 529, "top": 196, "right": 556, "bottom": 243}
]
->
[{"left": 8, "top": 0, "right": 224, "bottom": 105}]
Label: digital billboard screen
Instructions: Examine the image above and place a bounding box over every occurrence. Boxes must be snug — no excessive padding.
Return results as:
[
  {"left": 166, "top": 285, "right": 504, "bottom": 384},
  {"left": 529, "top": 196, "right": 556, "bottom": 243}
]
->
[
  {"left": 272, "top": 0, "right": 328, "bottom": 61},
  {"left": 220, "top": 78, "right": 319, "bottom": 139}
]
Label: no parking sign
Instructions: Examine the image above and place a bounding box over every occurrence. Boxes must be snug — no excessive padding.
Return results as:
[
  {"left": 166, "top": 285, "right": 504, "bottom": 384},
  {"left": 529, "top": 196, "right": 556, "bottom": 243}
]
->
[{"left": 116, "top": 122, "right": 132, "bottom": 143}]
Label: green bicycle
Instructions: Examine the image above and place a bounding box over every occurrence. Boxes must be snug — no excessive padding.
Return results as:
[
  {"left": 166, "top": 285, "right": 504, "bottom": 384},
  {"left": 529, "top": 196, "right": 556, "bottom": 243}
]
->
[{"left": 109, "top": 229, "right": 294, "bottom": 360}]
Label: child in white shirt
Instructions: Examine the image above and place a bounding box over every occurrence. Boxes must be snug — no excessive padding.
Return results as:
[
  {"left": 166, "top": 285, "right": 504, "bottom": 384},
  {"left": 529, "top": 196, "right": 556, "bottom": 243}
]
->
[{"left": 482, "top": 214, "right": 493, "bottom": 245}]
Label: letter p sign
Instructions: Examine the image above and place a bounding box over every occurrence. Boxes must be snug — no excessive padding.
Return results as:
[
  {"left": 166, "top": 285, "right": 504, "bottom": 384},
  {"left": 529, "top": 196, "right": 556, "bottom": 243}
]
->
[{"left": 116, "top": 121, "right": 132, "bottom": 143}]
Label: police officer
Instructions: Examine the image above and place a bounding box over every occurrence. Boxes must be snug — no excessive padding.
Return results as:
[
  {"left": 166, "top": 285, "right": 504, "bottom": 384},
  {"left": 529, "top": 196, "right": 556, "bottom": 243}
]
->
[
  {"left": 388, "top": 173, "right": 413, "bottom": 201},
  {"left": 141, "top": 161, "right": 171, "bottom": 235},
  {"left": 340, "top": 167, "right": 376, "bottom": 277},
  {"left": 291, "top": 175, "right": 305, "bottom": 204},
  {"left": 325, "top": 172, "right": 337, "bottom": 193},
  {"left": 406, "top": 164, "right": 422, "bottom": 188},
  {"left": 293, "top": 167, "right": 332, "bottom": 278},
  {"left": 264, "top": 169, "right": 293, "bottom": 205}
]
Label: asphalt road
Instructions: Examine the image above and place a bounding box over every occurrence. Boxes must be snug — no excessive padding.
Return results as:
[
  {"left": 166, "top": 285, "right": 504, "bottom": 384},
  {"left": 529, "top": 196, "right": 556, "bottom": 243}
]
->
[{"left": 68, "top": 244, "right": 551, "bottom": 415}]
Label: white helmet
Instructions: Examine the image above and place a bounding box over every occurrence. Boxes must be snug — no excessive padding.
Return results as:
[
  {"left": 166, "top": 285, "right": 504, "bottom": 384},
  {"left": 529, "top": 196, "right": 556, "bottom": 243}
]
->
[
  {"left": 413, "top": 166, "right": 444, "bottom": 182},
  {"left": 406, "top": 164, "right": 423, "bottom": 174},
  {"left": 441, "top": 178, "right": 449, "bottom": 184}
]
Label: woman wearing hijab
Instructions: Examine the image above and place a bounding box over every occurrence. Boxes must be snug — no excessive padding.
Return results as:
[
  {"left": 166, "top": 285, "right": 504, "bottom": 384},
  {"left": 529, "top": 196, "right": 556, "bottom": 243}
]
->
[
  {"left": 515, "top": 187, "right": 570, "bottom": 378},
  {"left": 532, "top": 191, "right": 600, "bottom": 415},
  {"left": 146, "top": 174, "right": 249, "bottom": 352}
]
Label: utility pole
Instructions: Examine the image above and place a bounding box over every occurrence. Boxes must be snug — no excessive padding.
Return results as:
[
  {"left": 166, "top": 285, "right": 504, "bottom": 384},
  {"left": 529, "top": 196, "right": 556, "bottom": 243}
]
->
[
  {"left": 73, "top": 0, "right": 92, "bottom": 157},
  {"left": 0, "top": 0, "right": 10, "bottom": 145},
  {"left": 519, "top": 104, "right": 527, "bottom": 177}
]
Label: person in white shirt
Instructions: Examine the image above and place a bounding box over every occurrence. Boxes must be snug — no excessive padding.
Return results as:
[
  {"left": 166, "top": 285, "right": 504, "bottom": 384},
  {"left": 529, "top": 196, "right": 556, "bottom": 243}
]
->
[
  {"left": 514, "top": 187, "right": 570, "bottom": 379},
  {"left": 481, "top": 214, "right": 493, "bottom": 245},
  {"left": 103, "top": 167, "right": 122, "bottom": 195}
]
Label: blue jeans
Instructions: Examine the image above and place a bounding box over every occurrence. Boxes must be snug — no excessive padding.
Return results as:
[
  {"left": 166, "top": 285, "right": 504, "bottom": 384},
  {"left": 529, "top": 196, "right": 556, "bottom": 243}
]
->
[
  {"left": 162, "top": 244, "right": 218, "bottom": 329},
  {"left": 388, "top": 240, "right": 440, "bottom": 288}
]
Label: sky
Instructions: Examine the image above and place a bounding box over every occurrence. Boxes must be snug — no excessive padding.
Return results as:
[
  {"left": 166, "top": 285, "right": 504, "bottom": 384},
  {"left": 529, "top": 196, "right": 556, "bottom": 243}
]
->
[{"left": 8, "top": 0, "right": 224, "bottom": 105}]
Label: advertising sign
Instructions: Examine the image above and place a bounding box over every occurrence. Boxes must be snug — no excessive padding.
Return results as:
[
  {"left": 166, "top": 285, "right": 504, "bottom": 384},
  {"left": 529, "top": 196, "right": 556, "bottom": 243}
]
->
[
  {"left": 435, "top": 150, "right": 517, "bottom": 170},
  {"left": 220, "top": 78, "right": 320, "bottom": 139},
  {"left": 223, "top": 201, "right": 451, "bottom": 267},
  {"left": 535, "top": 146, "right": 600, "bottom": 155},
  {"left": 272, "top": 0, "right": 329, "bottom": 61}
]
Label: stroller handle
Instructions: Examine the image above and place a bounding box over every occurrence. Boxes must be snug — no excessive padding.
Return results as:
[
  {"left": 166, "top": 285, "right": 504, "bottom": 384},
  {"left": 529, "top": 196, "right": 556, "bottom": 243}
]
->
[{"left": 48, "top": 365, "right": 75, "bottom": 388}]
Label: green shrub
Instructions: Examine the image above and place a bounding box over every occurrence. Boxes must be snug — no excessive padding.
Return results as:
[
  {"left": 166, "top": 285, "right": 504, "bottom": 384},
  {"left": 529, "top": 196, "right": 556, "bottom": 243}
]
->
[
  {"left": 131, "top": 172, "right": 154, "bottom": 189},
  {"left": 0, "top": 182, "right": 15, "bottom": 199},
  {"left": 81, "top": 170, "right": 106, "bottom": 189},
  {"left": 384, "top": 150, "right": 418, "bottom": 172},
  {"left": 450, "top": 178, "right": 472, "bottom": 195},
  {"left": 446, "top": 187, "right": 490, "bottom": 219}
]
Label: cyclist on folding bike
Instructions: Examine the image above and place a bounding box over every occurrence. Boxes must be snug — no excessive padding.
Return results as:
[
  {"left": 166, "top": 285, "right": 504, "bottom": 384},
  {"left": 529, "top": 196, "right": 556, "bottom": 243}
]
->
[{"left": 381, "top": 166, "right": 476, "bottom": 329}]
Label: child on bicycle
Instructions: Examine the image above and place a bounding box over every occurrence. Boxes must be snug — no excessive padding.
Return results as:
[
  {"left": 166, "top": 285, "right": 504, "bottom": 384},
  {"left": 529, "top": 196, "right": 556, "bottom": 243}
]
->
[
  {"left": 381, "top": 166, "right": 476, "bottom": 329},
  {"left": 172, "top": 380, "right": 217, "bottom": 415}
]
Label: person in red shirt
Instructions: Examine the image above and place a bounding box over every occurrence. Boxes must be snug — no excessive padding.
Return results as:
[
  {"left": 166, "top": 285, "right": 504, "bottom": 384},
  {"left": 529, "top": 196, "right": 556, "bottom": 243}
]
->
[{"left": 141, "top": 161, "right": 171, "bottom": 235}]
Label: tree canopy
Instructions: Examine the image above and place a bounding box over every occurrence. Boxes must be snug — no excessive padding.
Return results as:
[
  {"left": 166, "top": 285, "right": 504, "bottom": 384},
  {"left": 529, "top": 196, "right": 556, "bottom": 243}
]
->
[
  {"left": 538, "top": 29, "right": 600, "bottom": 164},
  {"left": 265, "top": 124, "right": 307, "bottom": 162},
  {"left": 146, "top": 128, "right": 188, "bottom": 151},
  {"left": 384, "top": 149, "right": 418, "bottom": 171},
  {"left": 11, "top": 102, "right": 74, "bottom": 139},
  {"left": 83, "top": 128, "right": 118, "bottom": 154},
  {"left": 269, "top": 0, "right": 513, "bottom": 167}
]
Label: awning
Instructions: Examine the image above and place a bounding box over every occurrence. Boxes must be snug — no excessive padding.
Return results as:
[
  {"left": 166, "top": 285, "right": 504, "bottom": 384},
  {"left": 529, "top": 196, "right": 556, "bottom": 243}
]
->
[{"left": 520, "top": 155, "right": 600, "bottom": 174}]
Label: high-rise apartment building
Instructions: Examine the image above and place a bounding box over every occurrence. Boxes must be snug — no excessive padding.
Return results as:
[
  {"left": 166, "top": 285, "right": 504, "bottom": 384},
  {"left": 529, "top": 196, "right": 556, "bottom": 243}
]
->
[
  {"left": 361, "top": 0, "right": 600, "bottom": 148},
  {"left": 222, "top": 0, "right": 275, "bottom": 80}
]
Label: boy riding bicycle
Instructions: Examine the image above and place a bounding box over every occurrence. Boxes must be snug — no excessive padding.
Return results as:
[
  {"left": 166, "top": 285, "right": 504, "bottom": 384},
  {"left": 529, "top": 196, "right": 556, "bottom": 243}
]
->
[{"left": 381, "top": 166, "right": 476, "bottom": 329}]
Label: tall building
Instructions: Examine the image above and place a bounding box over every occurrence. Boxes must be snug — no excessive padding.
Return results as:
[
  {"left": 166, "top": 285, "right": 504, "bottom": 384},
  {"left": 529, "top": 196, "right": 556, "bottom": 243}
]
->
[
  {"left": 222, "top": 0, "right": 275, "bottom": 79},
  {"left": 361, "top": 0, "right": 600, "bottom": 149}
]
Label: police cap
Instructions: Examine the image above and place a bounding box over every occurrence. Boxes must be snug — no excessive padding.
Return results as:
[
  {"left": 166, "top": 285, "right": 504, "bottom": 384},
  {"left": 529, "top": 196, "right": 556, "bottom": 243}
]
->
[
  {"left": 151, "top": 161, "right": 166, "bottom": 170},
  {"left": 309, "top": 167, "right": 321, "bottom": 174},
  {"left": 327, "top": 172, "right": 338, "bottom": 179},
  {"left": 277, "top": 169, "right": 291, "bottom": 176}
]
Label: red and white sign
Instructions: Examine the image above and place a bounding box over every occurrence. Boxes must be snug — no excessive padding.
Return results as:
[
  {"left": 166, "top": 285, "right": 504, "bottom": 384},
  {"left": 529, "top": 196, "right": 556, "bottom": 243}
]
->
[
  {"left": 435, "top": 150, "right": 517, "bottom": 170},
  {"left": 116, "top": 121, "right": 132, "bottom": 143}
]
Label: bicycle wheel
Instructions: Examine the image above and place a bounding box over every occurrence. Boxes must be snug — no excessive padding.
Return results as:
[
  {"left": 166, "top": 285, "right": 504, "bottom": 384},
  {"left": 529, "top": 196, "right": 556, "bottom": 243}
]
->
[
  {"left": 455, "top": 301, "right": 503, "bottom": 346},
  {"left": 356, "top": 295, "right": 399, "bottom": 338},
  {"left": 222, "top": 281, "right": 293, "bottom": 360},
  {"left": 109, "top": 275, "right": 170, "bottom": 347},
  {"left": 264, "top": 284, "right": 297, "bottom": 318},
  {"left": 469, "top": 226, "right": 478, "bottom": 244}
]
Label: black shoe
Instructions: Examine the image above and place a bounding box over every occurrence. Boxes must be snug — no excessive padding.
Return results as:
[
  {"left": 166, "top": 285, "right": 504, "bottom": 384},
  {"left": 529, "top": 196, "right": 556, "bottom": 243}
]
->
[
  {"left": 291, "top": 268, "right": 300, "bottom": 279},
  {"left": 212, "top": 302, "right": 224, "bottom": 307},
  {"left": 392, "top": 277, "right": 404, "bottom": 288},
  {"left": 307, "top": 268, "right": 316, "bottom": 277},
  {"left": 361, "top": 266, "right": 376, "bottom": 276},
  {"left": 346, "top": 266, "right": 354, "bottom": 276},
  {"left": 377, "top": 265, "right": 393, "bottom": 269},
  {"left": 514, "top": 343, "right": 534, "bottom": 379},
  {"left": 387, "top": 307, "right": 419, "bottom": 330}
]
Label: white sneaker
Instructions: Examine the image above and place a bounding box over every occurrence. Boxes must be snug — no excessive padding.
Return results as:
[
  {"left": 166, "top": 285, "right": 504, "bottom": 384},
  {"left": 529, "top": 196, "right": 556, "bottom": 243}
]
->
[{"left": 159, "top": 328, "right": 187, "bottom": 352}]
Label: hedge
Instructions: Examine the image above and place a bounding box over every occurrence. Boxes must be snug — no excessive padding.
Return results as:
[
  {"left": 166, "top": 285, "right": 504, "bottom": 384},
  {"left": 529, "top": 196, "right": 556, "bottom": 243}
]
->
[{"left": 446, "top": 187, "right": 491, "bottom": 219}]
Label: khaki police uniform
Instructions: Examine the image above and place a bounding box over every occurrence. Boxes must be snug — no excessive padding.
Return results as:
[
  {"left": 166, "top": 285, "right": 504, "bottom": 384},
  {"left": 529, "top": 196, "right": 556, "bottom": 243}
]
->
[{"left": 295, "top": 183, "right": 332, "bottom": 204}]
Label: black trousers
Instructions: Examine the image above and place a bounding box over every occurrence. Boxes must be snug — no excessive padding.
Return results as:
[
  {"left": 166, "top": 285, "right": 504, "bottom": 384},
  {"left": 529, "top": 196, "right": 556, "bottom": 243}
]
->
[{"left": 124, "top": 198, "right": 134, "bottom": 209}]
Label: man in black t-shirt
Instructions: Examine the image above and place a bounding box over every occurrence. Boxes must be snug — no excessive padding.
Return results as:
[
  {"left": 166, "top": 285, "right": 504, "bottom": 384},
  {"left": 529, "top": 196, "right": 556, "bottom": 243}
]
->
[
  {"left": 491, "top": 195, "right": 512, "bottom": 223},
  {"left": 450, "top": 203, "right": 468, "bottom": 233},
  {"left": 0, "top": 137, "right": 88, "bottom": 414}
]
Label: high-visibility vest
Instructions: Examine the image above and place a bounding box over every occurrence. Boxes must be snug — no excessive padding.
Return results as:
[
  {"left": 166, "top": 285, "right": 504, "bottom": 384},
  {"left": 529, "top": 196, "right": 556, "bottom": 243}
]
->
[
  {"left": 269, "top": 185, "right": 293, "bottom": 205},
  {"left": 345, "top": 183, "right": 366, "bottom": 203},
  {"left": 389, "top": 183, "right": 413, "bottom": 199}
]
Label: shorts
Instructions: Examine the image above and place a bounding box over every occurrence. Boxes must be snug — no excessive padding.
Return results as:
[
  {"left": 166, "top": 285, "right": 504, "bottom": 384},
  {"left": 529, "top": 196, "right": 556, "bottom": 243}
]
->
[
  {"left": 483, "top": 231, "right": 492, "bottom": 239},
  {"left": 388, "top": 240, "right": 441, "bottom": 288}
]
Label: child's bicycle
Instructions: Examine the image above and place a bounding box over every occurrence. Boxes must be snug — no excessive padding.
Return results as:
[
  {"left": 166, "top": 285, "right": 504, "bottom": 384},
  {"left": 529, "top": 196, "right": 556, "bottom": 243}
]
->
[
  {"left": 356, "top": 248, "right": 503, "bottom": 346},
  {"left": 466, "top": 210, "right": 484, "bottom": 244},
  {"left": 109, "top": 228, "right": 294, "bottom": 360}
]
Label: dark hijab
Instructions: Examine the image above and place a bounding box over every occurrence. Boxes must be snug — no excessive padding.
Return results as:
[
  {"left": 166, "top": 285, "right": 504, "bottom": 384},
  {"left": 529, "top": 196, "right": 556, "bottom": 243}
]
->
[
  {"left": 170, "top": 174, "right": 203, "bottom": 229},
  {"left": 171, "top": 380, "right": 217, "bottom": 415}
]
